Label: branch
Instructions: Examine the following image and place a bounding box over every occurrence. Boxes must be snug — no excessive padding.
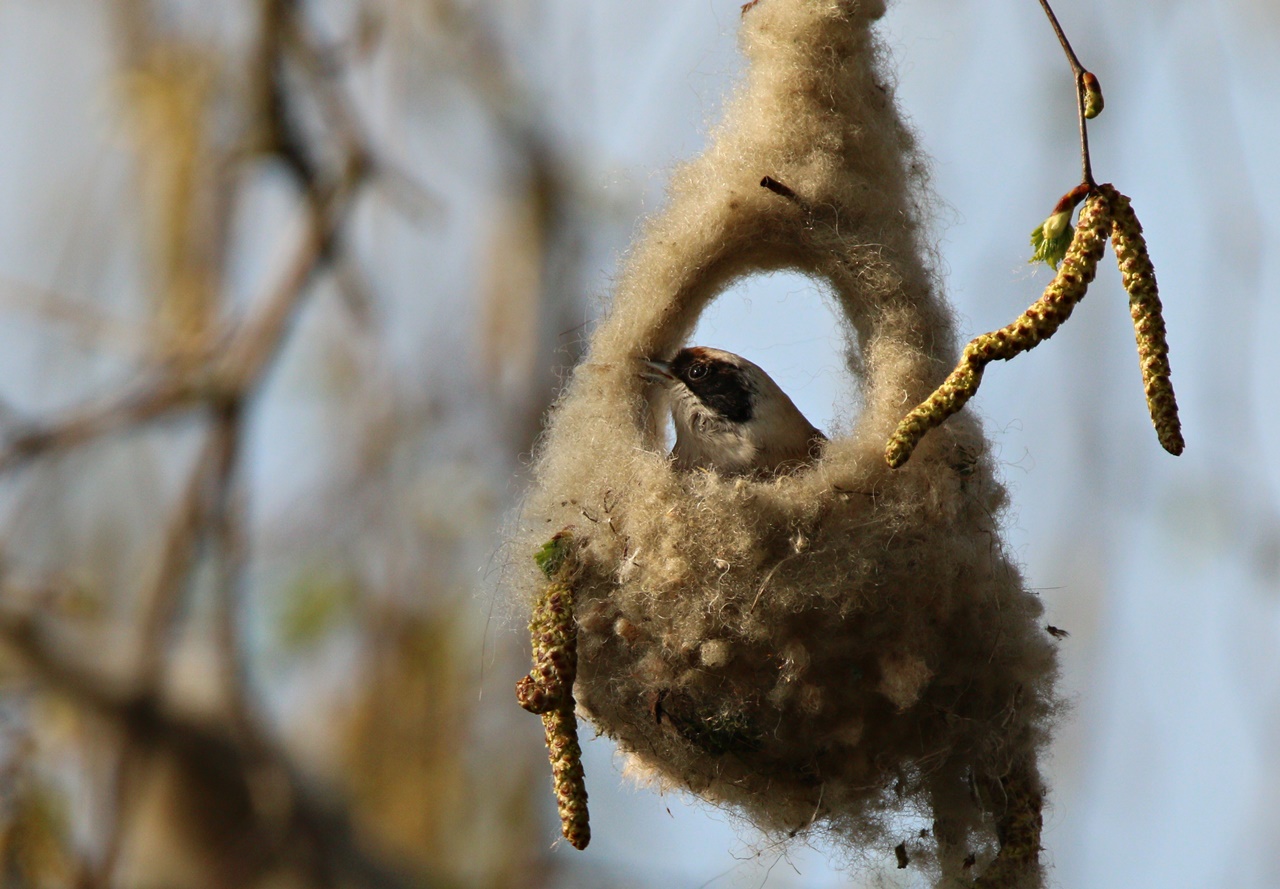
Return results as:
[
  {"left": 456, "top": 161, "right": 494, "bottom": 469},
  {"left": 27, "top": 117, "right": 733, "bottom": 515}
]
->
[
  {"left": 0, "top": 171, "right": 359, "bottom": 477},
  {"left": 206, "top": 400, "right": 258, "bottom": 737},
  {"left": 0, "top": 375, "right": 200, "bottom": 474},
  {"left": 1037, "top": 0, "right": 1100, "bottom": 187}
]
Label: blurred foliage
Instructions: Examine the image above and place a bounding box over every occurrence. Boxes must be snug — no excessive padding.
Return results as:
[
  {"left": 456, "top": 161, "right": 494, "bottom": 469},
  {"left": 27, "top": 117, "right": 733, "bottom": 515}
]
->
[
  {"left": 0, "top": 0, "right": 596, "bottom": 887},
  {"left": 276, "top": 565, "right": 358, "bottom": 651},
  {"left": 116, "top": 42, "right": 222, "bottom": 354},
  {"left": 0, "top": 776, "right": 73, "bottom": 889}
]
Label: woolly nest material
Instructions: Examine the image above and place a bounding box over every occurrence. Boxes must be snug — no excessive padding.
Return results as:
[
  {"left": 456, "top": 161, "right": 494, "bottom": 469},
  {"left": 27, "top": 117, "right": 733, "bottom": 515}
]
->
[{"left": 513, "top": 0, "right": 1059, "bottom": 884}]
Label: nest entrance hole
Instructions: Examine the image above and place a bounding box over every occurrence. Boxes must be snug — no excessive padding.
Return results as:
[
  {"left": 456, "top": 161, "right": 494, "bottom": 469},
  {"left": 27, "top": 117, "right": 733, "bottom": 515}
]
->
[{"left": 679, "top": 270, "right": 862, "bottom": 440}]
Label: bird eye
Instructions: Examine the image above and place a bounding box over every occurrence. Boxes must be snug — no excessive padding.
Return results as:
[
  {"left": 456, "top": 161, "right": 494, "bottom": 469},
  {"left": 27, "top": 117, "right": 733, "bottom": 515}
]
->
[{"left": 688, "top": 364, "right": 707, "bottom": 380}]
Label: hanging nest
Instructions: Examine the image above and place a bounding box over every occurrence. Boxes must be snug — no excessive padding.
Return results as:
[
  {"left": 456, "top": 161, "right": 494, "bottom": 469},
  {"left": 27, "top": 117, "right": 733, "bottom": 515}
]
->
[{"left": 513, "top": 1, "right": 1059, "bottom": 885}]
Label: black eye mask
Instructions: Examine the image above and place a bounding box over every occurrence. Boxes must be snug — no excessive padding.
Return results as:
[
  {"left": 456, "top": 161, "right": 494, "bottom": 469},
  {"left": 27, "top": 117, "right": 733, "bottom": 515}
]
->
[{"left": 670, "top": 350, "right": 755, "bottom": 424}]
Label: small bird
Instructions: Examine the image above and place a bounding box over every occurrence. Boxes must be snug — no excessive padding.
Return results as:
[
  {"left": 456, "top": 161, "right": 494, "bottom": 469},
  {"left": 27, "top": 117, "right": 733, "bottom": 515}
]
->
[{"left": 642, "top": 346, "right": 826, "bottom": 476}]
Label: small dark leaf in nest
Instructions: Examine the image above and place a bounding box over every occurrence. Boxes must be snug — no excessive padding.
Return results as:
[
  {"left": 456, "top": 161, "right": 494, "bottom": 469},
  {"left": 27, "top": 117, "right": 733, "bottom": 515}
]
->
[
  {"left": 894, "top": 842, "right": 909, "bottom": 869},
  {"left": 653, "top": 689, "right": 762, "bottom": 757}
]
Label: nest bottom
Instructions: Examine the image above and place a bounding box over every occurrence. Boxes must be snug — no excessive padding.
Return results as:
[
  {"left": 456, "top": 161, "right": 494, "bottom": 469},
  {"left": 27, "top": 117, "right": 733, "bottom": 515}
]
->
[{"left": 566, "top": 489, "right": 1058, "bottom": 885}]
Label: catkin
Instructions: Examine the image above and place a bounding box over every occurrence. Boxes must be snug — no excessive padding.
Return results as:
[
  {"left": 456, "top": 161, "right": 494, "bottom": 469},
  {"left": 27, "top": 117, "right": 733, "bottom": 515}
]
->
[
  {"left": 517, "top": 559, "right": 590, "bottom": 849},
  {"left": 885, "top": 191, "right": 1114, "bottom": 467},
  {"left": 1102, "top": 185, "right": 1183, "bottom": 455}
]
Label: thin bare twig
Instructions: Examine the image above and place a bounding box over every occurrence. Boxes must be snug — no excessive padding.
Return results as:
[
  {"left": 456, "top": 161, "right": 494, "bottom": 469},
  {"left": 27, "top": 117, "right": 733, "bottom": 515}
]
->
[
  {"left": 0, "top": 278, "right": 159, "bottom": 353},
  {"left": 1036, "top": 0, "right": 1096, "bottom": 187},
  {"left": 0, "top": 156, "right": 360, "bottom": 478},
  {"left": 206, "top": 400, "right": 258, "bottom": 737},
  {"left": 216, "top": 170, "right": 359, "bottom": 393},
  {"left": 0, "top": 375, "right": 202, "bottom": 474},
  {"left": 133, "top": 420, "right": 231, "bottom": 688}
]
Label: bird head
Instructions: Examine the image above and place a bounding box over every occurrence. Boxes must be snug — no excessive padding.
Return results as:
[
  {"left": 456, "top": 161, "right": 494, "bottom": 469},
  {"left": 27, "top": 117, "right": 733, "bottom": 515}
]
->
[{"left": 642, "top": 346, "right": 825, "bottom": 476}]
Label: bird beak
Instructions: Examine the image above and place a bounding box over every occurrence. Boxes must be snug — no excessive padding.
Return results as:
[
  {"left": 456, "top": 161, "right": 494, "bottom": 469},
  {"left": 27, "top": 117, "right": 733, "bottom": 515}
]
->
[{"left": 640, "top": 358, "right": 674, "bottom": 383}]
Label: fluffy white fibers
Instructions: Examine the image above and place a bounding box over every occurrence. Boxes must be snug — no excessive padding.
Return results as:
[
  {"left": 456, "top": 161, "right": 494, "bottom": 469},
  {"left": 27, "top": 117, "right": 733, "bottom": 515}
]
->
[{"left": 513, "top": 1, "right": 1058, "bottom": 884}]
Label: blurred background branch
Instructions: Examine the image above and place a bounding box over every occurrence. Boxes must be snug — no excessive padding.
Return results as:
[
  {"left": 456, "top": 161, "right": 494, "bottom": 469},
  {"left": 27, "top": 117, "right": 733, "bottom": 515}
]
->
[{"left": 0, "top": 1, "right": 600, "bottom": 887}]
